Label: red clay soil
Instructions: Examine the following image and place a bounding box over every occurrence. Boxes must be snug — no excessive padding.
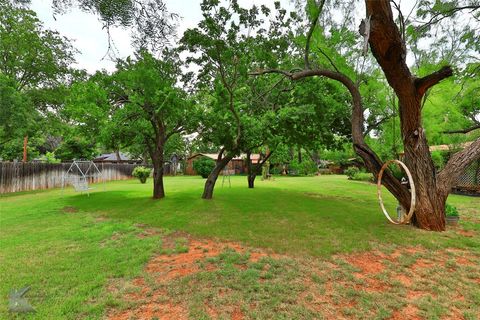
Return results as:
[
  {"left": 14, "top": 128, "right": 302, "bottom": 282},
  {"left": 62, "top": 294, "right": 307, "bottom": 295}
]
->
[
  {"left": 344, "top": 251, "right": 386, "bottom": 274},
  {"left": 108, "top": 238, "right": 477, "bottom": 320},
  {"left": 458, "top": 229, "right": 476, "bottom": 237},
  {"left": 390, "top": 304, "right": 422, "bottom": 320},
  {"left": 108, "top": 237, "right": 276, "bottom": 320}
]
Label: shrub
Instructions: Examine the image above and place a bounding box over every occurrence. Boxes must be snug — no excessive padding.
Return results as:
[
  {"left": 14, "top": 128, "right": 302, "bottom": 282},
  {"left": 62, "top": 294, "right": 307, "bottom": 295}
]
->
[
  {"left": 445, "top": 203, "right": 459, "bottom": 217},
  {"left": 300, "top": 160, "right": 318, "bottom": 175},
  {"left": 193, "top": 157, "right": 216, "bottom": 178},
  {"left": 270, "top": 166, "right": 283, "bottom": 175},
  {"left": 132, "top": 166, "right": 152, "bottom": 184},
  {"left": 352, "top": 172, "right": 375, "bottom": 182},
  {"left": 289, "top": 159, "right": 318, "bottom": 176},
  {"left": 344, "top": 166, "right": 360, "bottom": 179}
]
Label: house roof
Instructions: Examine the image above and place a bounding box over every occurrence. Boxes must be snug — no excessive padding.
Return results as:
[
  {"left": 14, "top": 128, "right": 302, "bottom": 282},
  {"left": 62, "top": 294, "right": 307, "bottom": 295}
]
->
[
  {"left": 428, "top": 141, "right": 473, "bottom": 152},
  {"left": 399, "top": 141, "right": 473, "bottom": 155},
  {"left": 94, "top": 152, "right": 132, "bottom": 162}
]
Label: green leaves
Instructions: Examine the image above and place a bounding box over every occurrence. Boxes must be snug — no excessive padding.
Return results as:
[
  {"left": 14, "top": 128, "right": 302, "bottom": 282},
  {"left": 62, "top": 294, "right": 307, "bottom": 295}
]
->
[{"left": 0, "top": 2, "right": 75, "bottom": 90}]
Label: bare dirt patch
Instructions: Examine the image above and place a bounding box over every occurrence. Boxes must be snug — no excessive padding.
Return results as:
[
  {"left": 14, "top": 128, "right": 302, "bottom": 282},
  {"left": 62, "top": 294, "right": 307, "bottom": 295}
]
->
[
  {"left": 107, "top": 236, "right": 279, "bottom": 319},
  {"left": 458, "top": 229, "right": 476, "bottom": 237},
  {"left": 411, "top": 258, "right": 435, "bottom": 270},
  {"left": 343, "top": 251, "right": 385, "bottom": 274},
  {"left": 394, "top": 274, "right": 412, "bottom": 286},
  {"left": 390, "top": 304, "right": 421, "bottom": 320}
]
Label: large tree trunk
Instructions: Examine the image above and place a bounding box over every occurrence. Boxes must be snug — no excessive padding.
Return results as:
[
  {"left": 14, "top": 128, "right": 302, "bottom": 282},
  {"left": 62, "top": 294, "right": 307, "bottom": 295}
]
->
[
  {"left": 246, "top": 152, "right": 255, "bottom": 189},
  {"left": 150, "top": 138, "right": 166, "bottom": 199},
  {"left": 248, "top": 174, "right": 256, "bottom": 188},
  {"left": 246, "top": 150, "right": 273, "bottom": 189},
  {"left": 202, "top": 154, "right": 234, "bottom": 199},
  {"left": 152, "top": 154, "right": 165, "bottom": 199}
]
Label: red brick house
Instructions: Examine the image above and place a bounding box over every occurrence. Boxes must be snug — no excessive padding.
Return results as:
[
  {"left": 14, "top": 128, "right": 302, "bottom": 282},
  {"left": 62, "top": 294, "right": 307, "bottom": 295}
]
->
[{"left": 185, "top": 153, "right": 261, "bottom": 175}]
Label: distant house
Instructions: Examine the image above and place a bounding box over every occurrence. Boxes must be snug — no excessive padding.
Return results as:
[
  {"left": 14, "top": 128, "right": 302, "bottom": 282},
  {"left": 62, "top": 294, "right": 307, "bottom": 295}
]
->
[
  {"left": 185, "top": 153, "right": 261, "bottom": 175},
  {"left": 93, "top": 152, "right": 142, "bottom": 164}
]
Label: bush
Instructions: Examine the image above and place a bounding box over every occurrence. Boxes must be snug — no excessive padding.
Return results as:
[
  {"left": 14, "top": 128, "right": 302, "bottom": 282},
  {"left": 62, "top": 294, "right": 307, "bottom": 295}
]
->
[
  {"left": 445, "top": 203, "right": 459, "bottom": 217},
  {"left": 193, "top": 157, "right": 216, "bottom": 178},
  {"left": 352, "top": 172, "right": 375, "bottom": 182},
  {"left": 344, "top": 166, "right": 360, "bottom": 180},
  {"left": 289, "top": 159, "right": 318, "bottom": 176},
  {"left": 132, "top": 166, "right": 152, "bottom": 184},
  {"left": 270, "top": 166, "right": 283, "bottom": 175},
  {"left": 345, "top": 166, "right": 374, "bottom": 182}
]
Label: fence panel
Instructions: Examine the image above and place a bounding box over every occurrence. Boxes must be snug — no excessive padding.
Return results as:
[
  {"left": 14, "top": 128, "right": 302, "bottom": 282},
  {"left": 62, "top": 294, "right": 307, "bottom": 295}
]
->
[{"left": 0, "top": 162, "right": 142, "bottom": 194}]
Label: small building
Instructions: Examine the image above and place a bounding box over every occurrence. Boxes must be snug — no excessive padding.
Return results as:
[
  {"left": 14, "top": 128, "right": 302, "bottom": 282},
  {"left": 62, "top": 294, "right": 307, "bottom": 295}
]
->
[
  {"left": 93, "top": 152, "right": 142, "bottom": 164},
  {"left": 185, "top": 153, "right": 260, "bottom": 175}
]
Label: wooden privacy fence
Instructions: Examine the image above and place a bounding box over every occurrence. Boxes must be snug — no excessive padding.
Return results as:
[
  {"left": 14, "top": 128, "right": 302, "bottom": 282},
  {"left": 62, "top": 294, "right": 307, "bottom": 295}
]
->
[{"left": 0, "top": 162, "right": 142, "bottom": 194}]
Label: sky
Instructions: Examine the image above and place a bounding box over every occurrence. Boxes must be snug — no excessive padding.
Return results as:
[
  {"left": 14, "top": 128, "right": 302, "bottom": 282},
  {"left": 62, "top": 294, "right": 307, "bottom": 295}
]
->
[
  {"left": 29, "top": 0, "right": 445, "bottom": 74},
  {"left": 30, "top": 0, "right": 298, "bottom": 73}
]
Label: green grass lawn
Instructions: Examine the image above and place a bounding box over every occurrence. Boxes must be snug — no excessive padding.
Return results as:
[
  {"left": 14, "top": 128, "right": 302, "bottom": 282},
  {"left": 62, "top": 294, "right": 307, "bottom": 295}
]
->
[{"left": 1, "top": 175, "right": 479, "bottom": 319}]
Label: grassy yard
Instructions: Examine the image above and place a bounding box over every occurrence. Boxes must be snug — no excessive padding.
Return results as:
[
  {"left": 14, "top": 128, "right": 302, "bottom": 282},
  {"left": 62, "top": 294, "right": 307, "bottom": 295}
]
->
[{"left": 1, "top": 175, "right": 479, "bottom": 319}]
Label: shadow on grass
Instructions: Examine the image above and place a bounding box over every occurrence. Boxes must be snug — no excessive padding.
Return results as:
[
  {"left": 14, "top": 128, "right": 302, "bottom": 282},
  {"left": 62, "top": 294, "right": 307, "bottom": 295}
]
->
[{"left": 59, "top": 183, "right": 480, "bottom": 257}]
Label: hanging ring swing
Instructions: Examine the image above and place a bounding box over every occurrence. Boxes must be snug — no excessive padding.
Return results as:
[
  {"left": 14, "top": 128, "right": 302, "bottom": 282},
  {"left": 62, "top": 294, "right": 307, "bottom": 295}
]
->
[{"left": 377, "top": 160, "right": 416, "bottom": 224}]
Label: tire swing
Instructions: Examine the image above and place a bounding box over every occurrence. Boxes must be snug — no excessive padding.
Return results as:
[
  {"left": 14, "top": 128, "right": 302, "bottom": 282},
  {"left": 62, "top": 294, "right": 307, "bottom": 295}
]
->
[{"left": 377, "top": 160, "right": 416, "bottom": 224}]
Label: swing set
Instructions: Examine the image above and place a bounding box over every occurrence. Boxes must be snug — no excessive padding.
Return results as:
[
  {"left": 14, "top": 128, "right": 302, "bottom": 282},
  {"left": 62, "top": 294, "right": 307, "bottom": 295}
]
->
[{"left": 61, "top": 160, "right": 105, "bottom": 196}]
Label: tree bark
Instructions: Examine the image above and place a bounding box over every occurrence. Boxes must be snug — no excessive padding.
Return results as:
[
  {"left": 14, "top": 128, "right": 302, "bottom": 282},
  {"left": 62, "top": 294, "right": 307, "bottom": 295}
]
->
[
  {"left": 152, "top": 153, "right": 165, "bottom": 199},
  {"left": 115, "top": 149, "right": 121, "bottom": 163},
  {"left": 246, "top": 150, "right": 273, "bottom": 189},
  {"left": 248, "top": 174, "right": 256, "bottom": 188},
  {"left": 202, "top": 154, "right": 234, "bottom": 199},
  {"left": 246, "top": 152, "right": 255, "bottom": 189}
]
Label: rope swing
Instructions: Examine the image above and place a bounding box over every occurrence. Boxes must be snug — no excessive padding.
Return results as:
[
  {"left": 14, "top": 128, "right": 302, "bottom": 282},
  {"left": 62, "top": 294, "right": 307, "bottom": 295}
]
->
[{"left": 377, "top": 160, "right": 416, "bottom": 224}]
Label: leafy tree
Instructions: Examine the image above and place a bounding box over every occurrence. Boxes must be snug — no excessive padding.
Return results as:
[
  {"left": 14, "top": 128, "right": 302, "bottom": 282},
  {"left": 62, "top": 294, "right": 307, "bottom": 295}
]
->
[
  {"left": 251, "top": 0, "right": 480, "bottom": 231},
  {"left": 0, "top": 2, "right": 76, "bottom": 161},
  {"left": 111, "top": 51, "right": 194, "bottom": 198},
  {"left": 0, "top": 75, "right": 34, "bottom": 155},
  {"left": 0, "top": 2, "right": 74, "bottom": 90},
  {"left": 181, "top": 0, "right": 269, "bottom": 199},
  {"left": 54, "top": 136, "right": 97, "bottom": 161}
]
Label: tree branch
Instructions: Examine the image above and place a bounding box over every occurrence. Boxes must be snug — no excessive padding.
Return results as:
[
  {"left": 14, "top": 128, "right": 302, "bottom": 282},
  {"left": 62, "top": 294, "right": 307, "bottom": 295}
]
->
[
  {"left": 304, "top": 0, "right": 325, "bottom": 69},
  {"left": 250, "top": 66, "right": 412, "bottom": 207},
  {"left": 248, "top": 69, "right": 294, "bottom": 78},
  {"left": 317, "top": 46, "right": 339, "bottom": 72},
  {"left": 443, "top": 124, "right": 480, "bottom": 134},
  {"left": 416, "top": 5, "right": 480, "bottom": 33},
  {"left": 414, "top": 66, "right": 453, "bottom": 96},
  {"left": 364, "top": 115, "right": 392, "bottom": 137}
]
